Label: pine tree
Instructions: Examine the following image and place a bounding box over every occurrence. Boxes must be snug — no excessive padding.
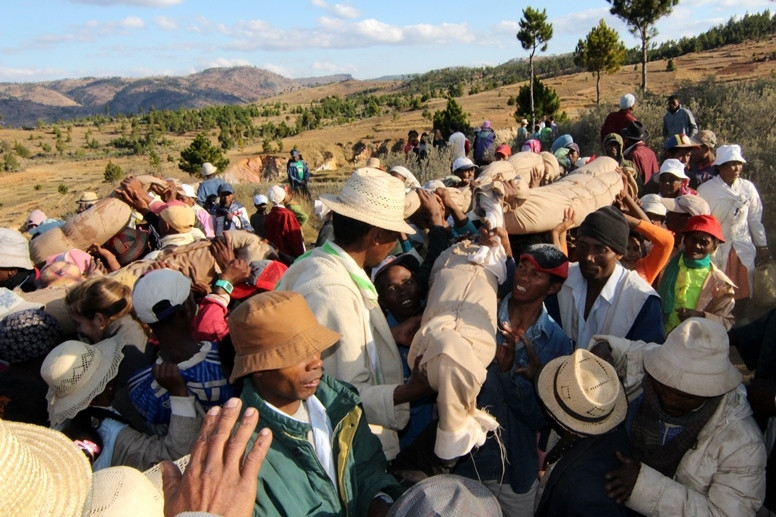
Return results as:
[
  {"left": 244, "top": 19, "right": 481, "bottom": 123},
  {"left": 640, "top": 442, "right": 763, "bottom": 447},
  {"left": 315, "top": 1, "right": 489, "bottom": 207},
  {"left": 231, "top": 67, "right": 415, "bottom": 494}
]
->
[
  {"left": 517, "top": 8, "right": 553, "bottom": 129},
  {"left": 574, "top": 20, "right": 627, "bottom": 104}
]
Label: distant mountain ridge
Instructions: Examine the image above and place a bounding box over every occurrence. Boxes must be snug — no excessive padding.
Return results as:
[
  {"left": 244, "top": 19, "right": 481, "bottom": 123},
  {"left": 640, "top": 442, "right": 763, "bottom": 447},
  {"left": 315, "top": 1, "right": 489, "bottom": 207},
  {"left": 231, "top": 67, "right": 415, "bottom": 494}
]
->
[{"left": 0, "top": 66, "right": 354, "bottom": 127}]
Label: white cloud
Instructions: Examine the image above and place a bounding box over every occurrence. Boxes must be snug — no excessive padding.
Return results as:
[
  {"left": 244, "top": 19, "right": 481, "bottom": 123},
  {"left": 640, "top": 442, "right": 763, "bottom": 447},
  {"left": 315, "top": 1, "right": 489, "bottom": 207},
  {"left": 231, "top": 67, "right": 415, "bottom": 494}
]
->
[
  {"left": 262, "top": 63, "right": 295, "bottom": 77},
  {"left": 311, "top": 60, "right": 357, "bottom": 74},
  {"left": 67, "top": 0, "right": 182, "bottom": 6},
  {"left": 120, "top": 17, "right": 145, "bottom": 29},
  {"left": 0, "top": 66, "right": 65, "bottom": 80},
  {"left": 223, "top": 17, "right": 476, "bottom": 52},
  {"left": 311, "top": 0, "right": 360, "bottom": 19},
  {"left": 202, "top": 57, "right": 253, "bottom": 68},
  {"left": 154, "top": 16, "right": 177, "bottom": 31}
]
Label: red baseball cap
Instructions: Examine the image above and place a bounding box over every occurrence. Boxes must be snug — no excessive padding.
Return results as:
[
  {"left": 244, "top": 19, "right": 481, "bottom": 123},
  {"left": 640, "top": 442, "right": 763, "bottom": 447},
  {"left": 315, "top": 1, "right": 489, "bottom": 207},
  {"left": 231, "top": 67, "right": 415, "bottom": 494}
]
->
[
  {"left": 495, "top": 144, "right": 512, "bottom": 158},
  {"left": 681, "top": 214, "right": 725, "bottom": 243},
  {"left": 231, "top": 260, "right": 289, "bottom": 300}
]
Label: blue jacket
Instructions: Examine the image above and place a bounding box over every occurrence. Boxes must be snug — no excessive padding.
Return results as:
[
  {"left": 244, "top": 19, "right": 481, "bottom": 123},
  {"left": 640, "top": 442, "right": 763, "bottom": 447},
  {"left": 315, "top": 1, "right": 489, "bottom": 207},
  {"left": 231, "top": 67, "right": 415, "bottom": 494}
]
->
[
  {"left": 456, "top": 299, "right": 572, "bottom": 493},
  {"left": 196, "top": 177, "right": 225, "bottom": 206},
  {"left": 535, "top": 426, "right": 631, "bottom": 517},
  {"left": 241, "top": 374, "right": 403, "bottom": 517}
]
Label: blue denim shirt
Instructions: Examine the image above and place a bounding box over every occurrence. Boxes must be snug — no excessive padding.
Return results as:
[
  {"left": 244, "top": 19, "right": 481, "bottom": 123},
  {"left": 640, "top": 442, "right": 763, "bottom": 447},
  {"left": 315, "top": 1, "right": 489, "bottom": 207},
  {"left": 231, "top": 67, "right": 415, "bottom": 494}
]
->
[{"left": 456, "top": 295, "right": 572, "bottom": 493}]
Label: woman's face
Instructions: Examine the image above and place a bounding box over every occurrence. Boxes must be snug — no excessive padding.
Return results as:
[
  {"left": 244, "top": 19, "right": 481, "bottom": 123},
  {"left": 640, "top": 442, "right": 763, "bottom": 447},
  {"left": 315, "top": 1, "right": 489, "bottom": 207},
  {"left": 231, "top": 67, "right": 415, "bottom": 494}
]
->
[
  {"left": 71, "top": 313, "right": 107, "bottom": 343},
  {"left": 717, "top": 161, "right": 744, "bottom": 185}
]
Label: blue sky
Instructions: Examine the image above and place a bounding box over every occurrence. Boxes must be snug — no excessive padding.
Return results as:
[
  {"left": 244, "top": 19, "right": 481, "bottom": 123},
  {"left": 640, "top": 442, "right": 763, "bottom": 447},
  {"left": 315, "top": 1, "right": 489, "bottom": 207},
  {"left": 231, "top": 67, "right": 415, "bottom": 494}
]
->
[{"left": 0, "top": 0, "right": 770, "bottom": 82}]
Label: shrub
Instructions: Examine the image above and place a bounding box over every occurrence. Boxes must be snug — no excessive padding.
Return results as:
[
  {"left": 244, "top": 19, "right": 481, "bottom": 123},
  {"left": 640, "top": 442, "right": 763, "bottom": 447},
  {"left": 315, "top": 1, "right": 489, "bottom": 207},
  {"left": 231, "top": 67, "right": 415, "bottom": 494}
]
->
[
  {"left": 33, "top": 184, "right": 42, "bottom": 190},
  {"left": 667, "top": 59, "right": 676, "bottom": 71},
  {"left": 515, "top": 77, "right": 560, "bottom": 120},
  {"left": 104, "top": 161, "right": 123, "bottom": 183},
  {"left": 13, "top": 142, "right": 31, "bottom": 159},
  {"left": 179, "top": 133, "right": 229, "bottom": 175},
  {"left": 58, "top": 184, "right": 68, "bottom": 194},
  {"left": 3, "top": 153, "right": 20, "bottom": 172}
]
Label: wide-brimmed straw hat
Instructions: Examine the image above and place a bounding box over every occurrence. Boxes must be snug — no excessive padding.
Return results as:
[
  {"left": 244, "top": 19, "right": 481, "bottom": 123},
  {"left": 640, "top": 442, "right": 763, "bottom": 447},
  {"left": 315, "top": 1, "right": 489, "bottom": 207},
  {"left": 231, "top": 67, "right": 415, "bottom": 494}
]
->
[
  {"left": 537, "top": 349, "right": 627, "bottom": 436},
  {"left": 320, "top": 167, "right": 415, "bottom": 234},
  {"left": 89, "top": 466, "right": 163, "bottom": 517},
  {"left": 77, "top": 192, "right": 99, "bottom": 204},
  {"left": 228, "top": 291, "right": 342, "bottom": 382},
  {"left": 40, "top": 337, "right": 124, "bottom": 426},
  {"left": 0, "top": 419, "right": 93, "bottom": 516},
  {"left": 644, "top": 318, "right": 741, "bottom": 397},
  {"left": 201, "top": 162, "right": 217, "bottom": 177}
]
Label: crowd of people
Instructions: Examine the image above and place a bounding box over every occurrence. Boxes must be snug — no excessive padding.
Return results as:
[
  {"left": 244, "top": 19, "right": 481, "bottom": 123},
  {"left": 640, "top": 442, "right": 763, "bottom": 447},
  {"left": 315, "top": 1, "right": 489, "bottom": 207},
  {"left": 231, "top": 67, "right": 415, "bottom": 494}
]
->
[{"left": 1, "top": 92, "right": 775, "bottom": 517}]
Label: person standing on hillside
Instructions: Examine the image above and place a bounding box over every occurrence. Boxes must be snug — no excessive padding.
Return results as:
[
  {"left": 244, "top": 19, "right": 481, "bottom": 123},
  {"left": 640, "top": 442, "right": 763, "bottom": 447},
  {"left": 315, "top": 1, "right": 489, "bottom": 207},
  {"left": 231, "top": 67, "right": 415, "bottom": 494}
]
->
[
  {"left": 600, "top": 93, "right": 637, "bottom": 144},
  {"left": 473, "top": 120, "right": 496, "bottom": 166},
  {"left": 286, "top": 149, "right": 311, "bottom": 200},
  {"left": 663, "top": 95, "right": 698, "bottom": 139},
  {"left": 196, "top": 162, "right": 225, "bottom": 207},
  {"left": 622, "top": 121, "right": 659, "bottom": 187},
  {"left": 448, "top": 126, "right": 470, "bottom": 159}
]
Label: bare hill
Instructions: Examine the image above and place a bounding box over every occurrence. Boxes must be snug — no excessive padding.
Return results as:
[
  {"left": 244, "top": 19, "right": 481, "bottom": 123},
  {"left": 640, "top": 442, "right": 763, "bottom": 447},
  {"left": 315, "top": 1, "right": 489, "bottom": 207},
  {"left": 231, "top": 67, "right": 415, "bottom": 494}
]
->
[{"left": 0, "top": 67, "right": 354, "bottom": 127}]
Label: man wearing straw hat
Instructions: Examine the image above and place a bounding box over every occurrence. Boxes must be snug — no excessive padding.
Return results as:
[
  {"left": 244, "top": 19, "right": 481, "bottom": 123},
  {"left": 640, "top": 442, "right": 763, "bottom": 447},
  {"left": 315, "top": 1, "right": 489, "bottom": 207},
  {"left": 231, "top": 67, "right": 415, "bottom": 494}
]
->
[
  {"left": 533, "top": 348, "right": 630, "bottom": 516},
  {"left": 590, "top": 318, "right": 766, "bottom": 516},
  {"left": 277, "top": 167, "right": 429, "bottom": 461}
]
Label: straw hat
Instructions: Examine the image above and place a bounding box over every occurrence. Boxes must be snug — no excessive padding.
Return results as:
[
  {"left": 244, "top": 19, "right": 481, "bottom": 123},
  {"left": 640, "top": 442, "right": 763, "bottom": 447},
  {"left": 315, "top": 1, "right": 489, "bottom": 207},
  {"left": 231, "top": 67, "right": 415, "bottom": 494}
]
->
[
  {"left": 0, "top": 419, "right": 93, "bottom": 516},
  {"left": 537, "top": 349, "right": 627, "bottom": 436},
  {"left": 40, "top": 338, "right": 124, "bottom": 426},
  {"left": 387, "top": 474, "right": 501, "bottom": 517},
  {"left": 320, "top": 167, "right": 415, "bottom": 234},
  {"left": 228, "top": 291, "right": 341, "bottom": 382},
  {"left": 644, "top": 318, "right": 741, "bottom": 397},
  {"left": 89, "top": 466, "right": 163, "bottom": 517},
  {"left": 78, "top": 192, "right": 99, "bottom": 204}
]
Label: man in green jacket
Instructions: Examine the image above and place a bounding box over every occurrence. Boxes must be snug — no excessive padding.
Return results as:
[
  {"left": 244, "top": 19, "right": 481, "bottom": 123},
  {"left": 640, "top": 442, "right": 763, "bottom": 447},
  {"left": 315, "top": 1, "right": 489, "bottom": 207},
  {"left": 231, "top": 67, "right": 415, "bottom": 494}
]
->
[{"left": 228, "top": 290, "right": 404, "bottom": 517}]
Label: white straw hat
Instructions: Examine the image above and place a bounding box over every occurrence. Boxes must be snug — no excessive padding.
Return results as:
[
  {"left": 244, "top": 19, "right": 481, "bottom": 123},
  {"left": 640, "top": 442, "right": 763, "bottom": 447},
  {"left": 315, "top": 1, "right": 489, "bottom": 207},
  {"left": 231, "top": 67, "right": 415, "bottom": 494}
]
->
[
  {"left": 713, "top": 144, "right": 746, "bottom": 166},
  {"left": 0, "top": 419, "right": 93, "bottom": 516},
  {"left": 537, "top": 349, "right": 627, "bottom": 436},
  {"left": 253, "top": 194, "right": 268, "bottom": 206},
  {"left": 180, "top": 184, "right": 196, "bottom": 198},
  {"left": 201, "top": 162, "right": 217, "bottom": 177},
  {"left": 644, "top": 318, "right": 741, "bottom": 397},
  {"left": 320, "top": 167, "right": 415, "bottom": 234},
  {"left": 40, "top": 338, "right": 124, "bottom": 426},
  {"left": 89, "top": 466, "right": 163, "bottom": 517}
]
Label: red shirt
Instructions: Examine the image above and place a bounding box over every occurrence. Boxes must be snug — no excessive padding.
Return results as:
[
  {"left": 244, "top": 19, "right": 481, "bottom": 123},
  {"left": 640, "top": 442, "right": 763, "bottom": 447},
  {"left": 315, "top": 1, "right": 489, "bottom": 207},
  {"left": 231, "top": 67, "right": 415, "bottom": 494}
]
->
[
  {"left": 600, "top": 109, "right": 637, "bottom": 142},
  {"left": 265, "top": 205, "right": 305, "bottom": 258}
]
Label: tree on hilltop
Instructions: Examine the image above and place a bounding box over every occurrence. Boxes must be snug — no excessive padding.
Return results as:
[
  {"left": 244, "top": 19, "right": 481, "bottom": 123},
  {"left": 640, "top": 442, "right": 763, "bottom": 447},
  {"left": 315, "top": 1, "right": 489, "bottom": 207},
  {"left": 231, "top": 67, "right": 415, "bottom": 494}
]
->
[
  {"left": 179, "top": 133, "right": 229, "bottom": 175},
  {"left": 517, "top": 7, "right": 553, "bottom": 130},
  {"left": 607, "top": 0, "right": 680, "bottom": 92},
  {"left": 574, "top": 20, "right": 627, "bottom": 104}
]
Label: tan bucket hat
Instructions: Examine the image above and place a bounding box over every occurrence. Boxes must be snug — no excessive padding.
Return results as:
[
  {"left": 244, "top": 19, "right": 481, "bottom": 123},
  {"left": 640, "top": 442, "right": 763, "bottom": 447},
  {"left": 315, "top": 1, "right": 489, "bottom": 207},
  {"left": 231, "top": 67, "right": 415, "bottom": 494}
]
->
[
  {"left": 644, "top": 317, "right": 741, "bottom": 397},
  {"left": 320, "top": 167, "right": 415, "bottom": 234},
  {"left": 89, "top": 466, "right": 164, "bottom": 517},
  {"left": 537, "top": 349, "right": 627, "bottom": 436},
  {"left": 228, "top": 291, "right": 341, "bottom": 382}
]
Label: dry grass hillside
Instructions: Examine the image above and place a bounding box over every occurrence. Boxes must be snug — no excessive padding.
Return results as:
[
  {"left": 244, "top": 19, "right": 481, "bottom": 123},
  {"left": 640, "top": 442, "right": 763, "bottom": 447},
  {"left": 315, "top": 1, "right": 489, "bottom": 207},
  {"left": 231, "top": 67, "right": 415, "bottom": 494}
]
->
[{"left": 1, "top": 37, "right": 775, "bottom": 231}]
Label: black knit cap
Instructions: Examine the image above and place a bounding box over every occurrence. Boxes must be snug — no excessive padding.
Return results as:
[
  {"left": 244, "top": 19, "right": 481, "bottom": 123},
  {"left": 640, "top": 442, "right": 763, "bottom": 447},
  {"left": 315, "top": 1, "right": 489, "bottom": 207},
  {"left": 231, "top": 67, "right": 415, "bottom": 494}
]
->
[{"left": 577, "top": 206, "right": 629, "bottom": 255}]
